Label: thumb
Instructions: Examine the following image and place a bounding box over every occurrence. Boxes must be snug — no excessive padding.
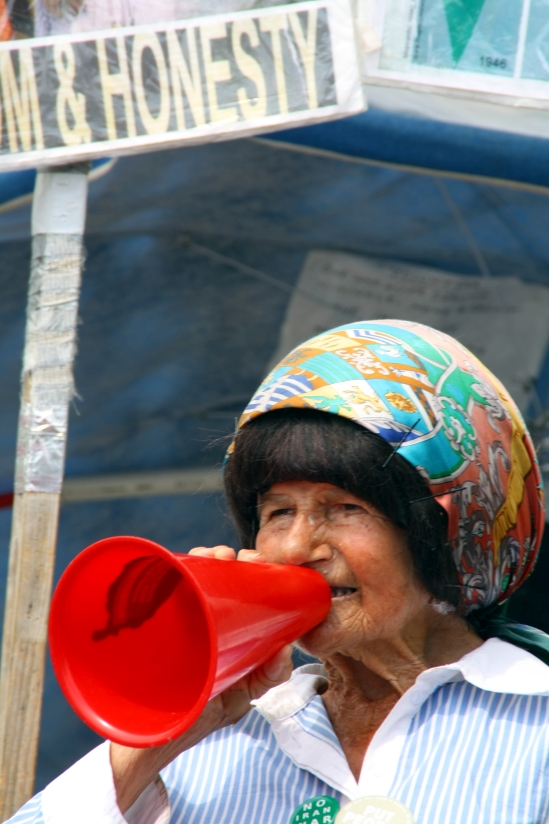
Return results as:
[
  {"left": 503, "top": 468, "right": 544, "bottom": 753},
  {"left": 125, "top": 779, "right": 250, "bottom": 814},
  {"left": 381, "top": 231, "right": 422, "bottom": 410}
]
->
[{"left": 253, "top": 645, "right": 293, "bottom": 694}]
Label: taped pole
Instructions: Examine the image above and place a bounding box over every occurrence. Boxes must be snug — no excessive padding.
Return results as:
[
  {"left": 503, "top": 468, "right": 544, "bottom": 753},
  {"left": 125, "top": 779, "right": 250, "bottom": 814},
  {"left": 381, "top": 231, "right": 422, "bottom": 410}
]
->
[{"left": 0, "top": 163, "right": 89, "bottom": 820}]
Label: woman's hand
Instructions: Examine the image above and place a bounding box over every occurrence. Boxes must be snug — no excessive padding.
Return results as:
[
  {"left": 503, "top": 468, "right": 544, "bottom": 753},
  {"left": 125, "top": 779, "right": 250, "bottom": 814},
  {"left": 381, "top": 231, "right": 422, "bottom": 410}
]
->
[
  {"left": 110, "top": 545, "right": 293, "bottom": 814},
  {"left": 188, "top": 545, "right": 265, "bottom": 563},
  {"left": 187, "top": 546, "right": 292, "bottom": 721}
]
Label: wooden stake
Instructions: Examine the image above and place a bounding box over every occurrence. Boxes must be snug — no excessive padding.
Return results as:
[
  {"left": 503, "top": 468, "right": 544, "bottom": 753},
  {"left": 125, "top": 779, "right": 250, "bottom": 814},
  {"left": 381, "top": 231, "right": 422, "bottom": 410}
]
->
[{"left": 0, "top": 164, "right": 89, "bottom": 820}]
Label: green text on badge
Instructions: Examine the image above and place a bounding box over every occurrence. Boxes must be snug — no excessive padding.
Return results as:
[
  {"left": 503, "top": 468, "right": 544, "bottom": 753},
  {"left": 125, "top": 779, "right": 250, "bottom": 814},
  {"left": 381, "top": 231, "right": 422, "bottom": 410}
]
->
[{"left": 290, "top": 796, "right": 341, "bottom": 824}]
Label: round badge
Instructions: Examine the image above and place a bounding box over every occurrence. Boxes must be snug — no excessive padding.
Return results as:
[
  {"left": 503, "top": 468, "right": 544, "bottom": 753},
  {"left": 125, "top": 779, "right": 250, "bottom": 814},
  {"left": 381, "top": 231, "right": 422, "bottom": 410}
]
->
[
  {"left": 334, "top": 797, "right": 415, "bottom": 824},
  {"left": 289, "top": 796, "right": 341, "bottom": 824}
]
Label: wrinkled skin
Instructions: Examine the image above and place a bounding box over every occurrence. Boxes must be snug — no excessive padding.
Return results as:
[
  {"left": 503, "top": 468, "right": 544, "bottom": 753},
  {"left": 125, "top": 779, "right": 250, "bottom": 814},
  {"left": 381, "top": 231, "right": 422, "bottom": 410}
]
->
[{"left": 111, "top": 480, "right": 482, "bottom": 811}]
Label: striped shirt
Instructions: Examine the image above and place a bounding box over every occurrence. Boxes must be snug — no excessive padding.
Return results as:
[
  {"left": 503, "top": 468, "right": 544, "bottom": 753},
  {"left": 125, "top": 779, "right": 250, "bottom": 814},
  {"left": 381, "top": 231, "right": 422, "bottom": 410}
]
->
[{"left": 9, "top": 638, "right": 549, "bottom": 824}]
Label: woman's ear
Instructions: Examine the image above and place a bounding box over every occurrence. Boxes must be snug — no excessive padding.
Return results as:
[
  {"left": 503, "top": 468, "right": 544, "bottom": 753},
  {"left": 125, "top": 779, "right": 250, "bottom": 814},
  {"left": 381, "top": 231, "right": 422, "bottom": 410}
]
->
[{"left": 429, "top": 597, "right": 456, "bottom": 615}]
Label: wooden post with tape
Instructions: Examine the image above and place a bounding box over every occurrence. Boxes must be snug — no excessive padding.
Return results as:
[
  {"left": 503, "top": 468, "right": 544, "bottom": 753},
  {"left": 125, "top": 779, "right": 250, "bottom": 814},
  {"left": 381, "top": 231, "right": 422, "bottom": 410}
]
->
[{"left": 0, "top": 164, "right": 89, "bottom": 820}]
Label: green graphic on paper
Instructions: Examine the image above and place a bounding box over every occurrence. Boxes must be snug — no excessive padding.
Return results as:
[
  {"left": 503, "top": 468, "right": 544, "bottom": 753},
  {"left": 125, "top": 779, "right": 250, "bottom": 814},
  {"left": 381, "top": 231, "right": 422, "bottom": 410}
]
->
[
  {"left": 411, "top": 0, "right": 521, "bottom": 75},
  {"left": 442, "top": 0, "right": 487, "bottom": 64},
  {"left": 379, "top": 0, "right": 549, "bottom": 89}
]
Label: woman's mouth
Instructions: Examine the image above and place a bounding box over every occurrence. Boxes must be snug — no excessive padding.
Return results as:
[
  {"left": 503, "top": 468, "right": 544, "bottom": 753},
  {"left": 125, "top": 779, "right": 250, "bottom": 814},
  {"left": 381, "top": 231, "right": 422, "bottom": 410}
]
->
[{"left": 330, "top": 586, "right": 357, "bottom": 598}]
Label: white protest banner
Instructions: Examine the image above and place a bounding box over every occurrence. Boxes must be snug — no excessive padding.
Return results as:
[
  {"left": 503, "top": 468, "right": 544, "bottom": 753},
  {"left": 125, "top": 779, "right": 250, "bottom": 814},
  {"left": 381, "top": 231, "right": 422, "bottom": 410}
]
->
[
  {"left": 272, "top": 250, "right": 549, "bottom": 413},
  {"left": 0, "top": 0, "right": 364, "bottom": 171},
  {"left": 362, "top": 0, "right": 549, "bottom": 110}
]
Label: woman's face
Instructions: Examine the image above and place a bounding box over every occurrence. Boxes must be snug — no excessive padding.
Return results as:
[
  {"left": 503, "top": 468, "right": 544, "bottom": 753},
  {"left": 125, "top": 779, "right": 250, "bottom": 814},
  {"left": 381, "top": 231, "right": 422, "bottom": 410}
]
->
[{"left": 255, "top": 480, "right": 432, "bottom": 660}]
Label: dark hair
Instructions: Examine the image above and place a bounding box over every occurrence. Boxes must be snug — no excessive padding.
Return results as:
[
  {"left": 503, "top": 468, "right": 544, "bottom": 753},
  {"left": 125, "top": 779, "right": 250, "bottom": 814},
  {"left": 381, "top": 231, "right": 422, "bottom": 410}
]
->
[{"left": 224, "top": 408, "right": 460, "bottom": 608}]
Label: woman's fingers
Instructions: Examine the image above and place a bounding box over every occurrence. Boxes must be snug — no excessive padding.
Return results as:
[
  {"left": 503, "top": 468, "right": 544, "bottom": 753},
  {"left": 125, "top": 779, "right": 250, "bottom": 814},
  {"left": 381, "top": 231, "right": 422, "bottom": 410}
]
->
[
  {"left": 237, "top": 549, "right": 266, "bottom": 563},
  {"left": 188, "top": 545, "right": 236, "bottom": 560},
  {"left": 187, "top": 548, "right": 268, "bottom": 563}
]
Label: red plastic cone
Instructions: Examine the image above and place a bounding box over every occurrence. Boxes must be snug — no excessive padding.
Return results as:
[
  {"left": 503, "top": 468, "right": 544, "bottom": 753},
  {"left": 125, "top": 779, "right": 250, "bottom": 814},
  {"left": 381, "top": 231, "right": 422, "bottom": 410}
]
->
[{"left": 48, "top": 536, "right": 331, "bottom": 747}]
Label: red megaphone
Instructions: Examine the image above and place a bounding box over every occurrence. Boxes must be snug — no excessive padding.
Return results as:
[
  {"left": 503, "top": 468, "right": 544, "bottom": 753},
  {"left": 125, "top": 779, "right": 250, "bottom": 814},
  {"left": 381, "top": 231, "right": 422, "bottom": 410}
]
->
[{"left": 48, "top": 536, "right": 331, "bottom": 748}]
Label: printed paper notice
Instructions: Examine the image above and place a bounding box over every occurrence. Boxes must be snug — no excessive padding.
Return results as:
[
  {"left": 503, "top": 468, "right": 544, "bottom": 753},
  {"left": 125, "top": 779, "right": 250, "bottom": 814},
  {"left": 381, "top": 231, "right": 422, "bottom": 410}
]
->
[
  {"left": 364, "top": 0, "right": 549, "bottom": 106},
  {"left": 272, "top": 250, "right": 549, "bottom": 412}
]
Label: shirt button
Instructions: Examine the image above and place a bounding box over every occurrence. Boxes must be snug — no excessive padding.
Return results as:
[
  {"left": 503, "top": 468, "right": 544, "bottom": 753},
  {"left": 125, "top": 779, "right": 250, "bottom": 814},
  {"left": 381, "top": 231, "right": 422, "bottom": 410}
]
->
[{"left": 411, "top": 692, "right": 427, "bottom": 706}]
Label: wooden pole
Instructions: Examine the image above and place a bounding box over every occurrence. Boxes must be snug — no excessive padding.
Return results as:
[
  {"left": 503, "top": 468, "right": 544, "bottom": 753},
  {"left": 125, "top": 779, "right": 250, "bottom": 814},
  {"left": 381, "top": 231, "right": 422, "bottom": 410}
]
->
[{"left": 0, "top": 163, "right": 89, "bottom": 820}]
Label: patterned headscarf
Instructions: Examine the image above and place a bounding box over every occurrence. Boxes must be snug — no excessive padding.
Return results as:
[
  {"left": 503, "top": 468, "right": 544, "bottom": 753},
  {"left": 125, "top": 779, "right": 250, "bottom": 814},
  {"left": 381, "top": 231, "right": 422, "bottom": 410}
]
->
[{"left": 233, "top": 320, "right": 545, "bottom": 614}]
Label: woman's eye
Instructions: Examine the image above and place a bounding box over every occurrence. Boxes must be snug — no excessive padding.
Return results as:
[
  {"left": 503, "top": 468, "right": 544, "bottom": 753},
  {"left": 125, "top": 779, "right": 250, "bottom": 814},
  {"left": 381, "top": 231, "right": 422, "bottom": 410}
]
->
[
  {"left": 259, "top": 507, "right": 294, "bottom": 526},
  {"left": 270, "top": 508, "right": 294, "bottom": 518},
  {"left": 327, "top": 503, "right": 366, "bottom": 522},
  {"left": 331, "top": 503, "right": 362, "bottom": 514}
]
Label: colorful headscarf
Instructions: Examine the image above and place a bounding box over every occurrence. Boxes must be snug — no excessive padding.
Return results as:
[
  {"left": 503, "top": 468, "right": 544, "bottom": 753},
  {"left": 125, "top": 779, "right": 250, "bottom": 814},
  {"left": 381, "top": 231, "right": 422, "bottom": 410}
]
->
[{"left": 234, "top": 320, "right": 545, "bottom": 615}]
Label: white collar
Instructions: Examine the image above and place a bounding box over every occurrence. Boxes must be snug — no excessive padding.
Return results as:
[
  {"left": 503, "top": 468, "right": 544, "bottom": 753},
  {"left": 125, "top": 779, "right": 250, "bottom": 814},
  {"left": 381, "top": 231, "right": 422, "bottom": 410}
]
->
[
  {"left": 254, "top": 638, "right": 549, "bottom": 722},
  {"left": 253, "top": 639, "right": 549, "bottom": 801},
  {"left": 425, "top": 635, "right": 549, "bottom": 695}
]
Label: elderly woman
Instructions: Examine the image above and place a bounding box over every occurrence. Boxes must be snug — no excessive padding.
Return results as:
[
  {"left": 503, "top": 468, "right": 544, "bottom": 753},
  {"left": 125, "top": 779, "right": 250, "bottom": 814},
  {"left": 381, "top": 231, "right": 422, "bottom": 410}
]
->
[{"left": 9, "top": 321, "right": 549, "bottom": 824}]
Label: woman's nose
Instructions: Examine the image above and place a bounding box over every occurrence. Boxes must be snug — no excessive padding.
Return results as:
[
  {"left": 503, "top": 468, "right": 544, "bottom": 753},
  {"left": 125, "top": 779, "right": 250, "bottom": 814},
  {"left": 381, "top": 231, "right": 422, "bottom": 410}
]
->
[{"left": 277, "top": 513, "right": 333, "bottom": 566}]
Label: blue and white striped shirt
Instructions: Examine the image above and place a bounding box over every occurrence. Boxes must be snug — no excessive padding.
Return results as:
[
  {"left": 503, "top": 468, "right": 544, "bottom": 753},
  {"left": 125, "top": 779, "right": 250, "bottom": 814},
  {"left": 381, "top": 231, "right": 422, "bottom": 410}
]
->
[{"left": 9, "top": 638, "right": 549, "bottom": 824}]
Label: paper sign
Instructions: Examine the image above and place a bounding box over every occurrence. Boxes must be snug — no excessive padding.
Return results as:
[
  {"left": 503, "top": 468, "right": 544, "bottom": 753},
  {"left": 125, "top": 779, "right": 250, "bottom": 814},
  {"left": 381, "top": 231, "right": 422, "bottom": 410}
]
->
[
  {"left": 271, "top": 250, "right": 549, "bottom": 412},
  {"left": 0, "top": 0, "right": 363, "bottom": 171},
  {"left": 363, "top": 0, "right": 549, "bottom": 107}
]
